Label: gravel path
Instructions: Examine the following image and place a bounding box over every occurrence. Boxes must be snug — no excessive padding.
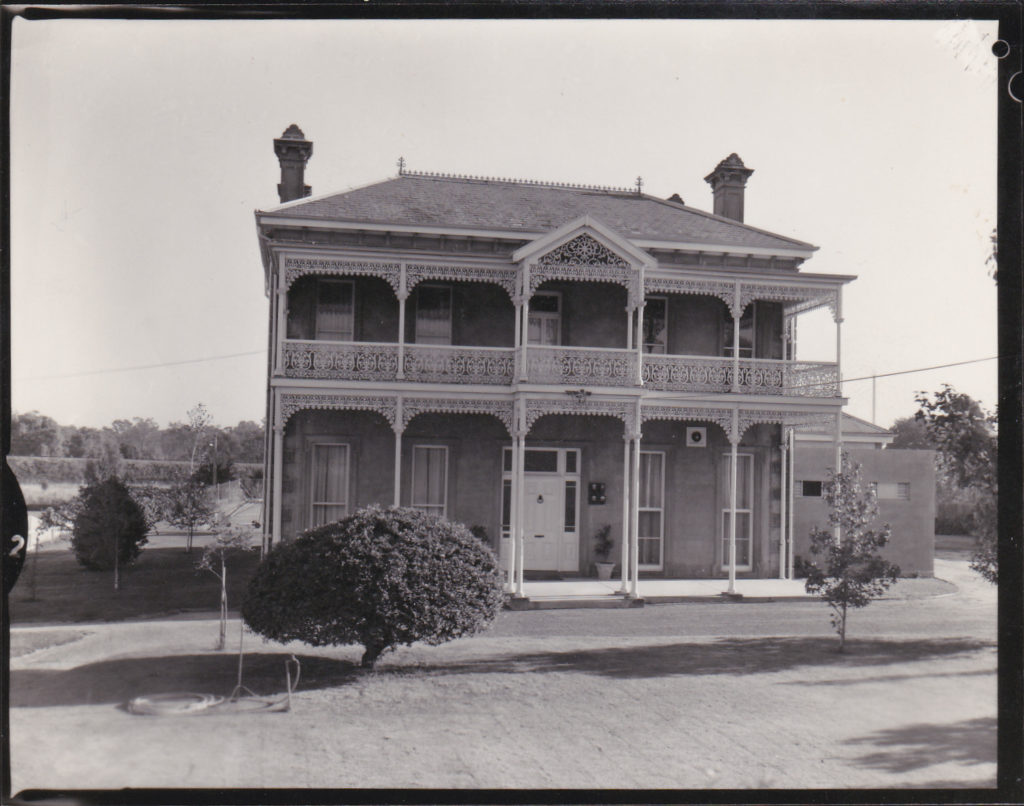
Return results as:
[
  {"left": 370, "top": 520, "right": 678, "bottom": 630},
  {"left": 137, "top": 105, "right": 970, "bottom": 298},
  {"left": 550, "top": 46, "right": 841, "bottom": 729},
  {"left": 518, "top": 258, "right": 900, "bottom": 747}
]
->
[{"left": 9, "top": 559, "right": 996, "bottom": 791}]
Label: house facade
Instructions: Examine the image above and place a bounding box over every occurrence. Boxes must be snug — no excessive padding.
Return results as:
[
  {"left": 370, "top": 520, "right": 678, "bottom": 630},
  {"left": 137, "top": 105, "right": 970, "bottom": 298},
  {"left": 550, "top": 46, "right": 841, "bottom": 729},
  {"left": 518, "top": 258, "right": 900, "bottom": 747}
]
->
[{"left": 257, "top": 125, "right": 854, "bottom": 597}]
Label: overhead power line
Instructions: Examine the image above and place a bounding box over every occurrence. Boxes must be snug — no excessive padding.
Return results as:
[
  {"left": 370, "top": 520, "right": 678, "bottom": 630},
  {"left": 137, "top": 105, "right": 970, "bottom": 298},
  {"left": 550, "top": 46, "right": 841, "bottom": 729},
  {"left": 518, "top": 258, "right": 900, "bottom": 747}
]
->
[
  {"left": 839, "top": 355, "right": 998, "bottom": 385},
  {"left": 15, "top": 350, "right": 265, "bottom": 381}
]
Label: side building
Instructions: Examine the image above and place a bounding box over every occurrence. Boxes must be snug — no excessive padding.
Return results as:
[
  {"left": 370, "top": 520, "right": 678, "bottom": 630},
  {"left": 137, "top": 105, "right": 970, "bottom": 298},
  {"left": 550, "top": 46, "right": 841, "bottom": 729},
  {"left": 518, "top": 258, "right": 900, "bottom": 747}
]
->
[
  {"left": 257, "top": 125, "right": 855, "bottom": 597},
  {"left": 793, "top": 413, "right": 936, "bottom": 577}
]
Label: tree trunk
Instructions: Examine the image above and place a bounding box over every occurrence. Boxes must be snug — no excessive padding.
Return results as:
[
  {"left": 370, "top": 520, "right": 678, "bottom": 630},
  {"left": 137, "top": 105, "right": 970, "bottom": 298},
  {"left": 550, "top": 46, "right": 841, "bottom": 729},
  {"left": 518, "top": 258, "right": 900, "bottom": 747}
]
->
[
  {"left": 217, "top": 557, "right": 228, "bottom": 651},
  {"left": 113, "top": 529, "right": 120, "bottom": 591},
  {"left": 360, "top": 642, "right": 386, "bottom": 669},
  {"left": 187, "top": 524, "right": 193, "bottom": 554},
  {"left": 838, "top": 602, "right": 847, "bottom": 653}
]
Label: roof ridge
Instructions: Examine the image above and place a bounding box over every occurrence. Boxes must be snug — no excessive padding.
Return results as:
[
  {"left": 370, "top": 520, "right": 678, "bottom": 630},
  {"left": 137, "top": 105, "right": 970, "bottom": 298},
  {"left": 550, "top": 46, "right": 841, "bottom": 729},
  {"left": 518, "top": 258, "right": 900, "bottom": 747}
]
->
[{"left": 399, "top": 167, "right": 636, "bottom": 195}]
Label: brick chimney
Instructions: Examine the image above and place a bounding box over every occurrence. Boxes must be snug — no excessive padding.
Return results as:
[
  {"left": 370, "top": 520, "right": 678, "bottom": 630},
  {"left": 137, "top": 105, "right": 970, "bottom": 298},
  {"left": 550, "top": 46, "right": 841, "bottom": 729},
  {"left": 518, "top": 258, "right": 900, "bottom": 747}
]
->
[
  {"left": 274, "top": 124, "right": 313, "bottom": 203},
  {"left": 704, "top": 153, "right": 754, "bottom": 222}
]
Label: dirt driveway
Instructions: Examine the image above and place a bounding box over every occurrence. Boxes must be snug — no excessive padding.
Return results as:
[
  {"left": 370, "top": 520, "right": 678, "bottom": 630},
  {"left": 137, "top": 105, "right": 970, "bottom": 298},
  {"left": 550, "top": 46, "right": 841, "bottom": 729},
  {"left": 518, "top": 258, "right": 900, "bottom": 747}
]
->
[{"left": 9, "top": 559, "right": 996, "bottom": 791}]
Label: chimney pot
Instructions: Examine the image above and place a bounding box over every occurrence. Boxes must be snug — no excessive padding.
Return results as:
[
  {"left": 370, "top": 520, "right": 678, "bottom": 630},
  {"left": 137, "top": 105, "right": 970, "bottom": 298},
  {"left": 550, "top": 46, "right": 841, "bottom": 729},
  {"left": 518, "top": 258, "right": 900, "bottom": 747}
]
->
[
  {"left": 704, "top": 153, "right": 753, "bottom": 222},
  {"left": 274, "top": 124, "right": 313, "bottom": 203}
]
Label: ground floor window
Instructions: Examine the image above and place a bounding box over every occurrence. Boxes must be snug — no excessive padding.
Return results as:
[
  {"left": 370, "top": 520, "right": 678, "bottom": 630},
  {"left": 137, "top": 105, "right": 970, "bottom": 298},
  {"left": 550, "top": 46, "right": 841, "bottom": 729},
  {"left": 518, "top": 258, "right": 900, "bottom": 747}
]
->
[
  {"left": 720, "top": 452, "right": 754, "bottom": 571},
  {"left": 412, "top": 445, "right": 448, "bottom": 517},
  {"left": 310, "top": 443, "right": 350, "bottom": 526},
  {"left": 638, "top": 451, "right": 665, "bottom": 569}
]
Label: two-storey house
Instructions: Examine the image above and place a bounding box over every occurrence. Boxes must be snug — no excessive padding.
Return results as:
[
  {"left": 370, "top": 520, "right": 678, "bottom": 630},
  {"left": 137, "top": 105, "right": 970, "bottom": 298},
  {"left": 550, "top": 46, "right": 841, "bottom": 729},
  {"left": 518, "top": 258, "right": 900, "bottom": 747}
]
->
[{"left": 257, "top": 125, "right": 853, "bottom": 599}]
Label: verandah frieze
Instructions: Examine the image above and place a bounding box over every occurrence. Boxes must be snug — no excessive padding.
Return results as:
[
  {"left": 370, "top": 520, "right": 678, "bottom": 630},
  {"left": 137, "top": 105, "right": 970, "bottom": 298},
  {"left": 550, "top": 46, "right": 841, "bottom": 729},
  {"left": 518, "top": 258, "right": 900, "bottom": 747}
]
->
[{"left": 283, "top": 257, "right": 401, "bottom": 293}]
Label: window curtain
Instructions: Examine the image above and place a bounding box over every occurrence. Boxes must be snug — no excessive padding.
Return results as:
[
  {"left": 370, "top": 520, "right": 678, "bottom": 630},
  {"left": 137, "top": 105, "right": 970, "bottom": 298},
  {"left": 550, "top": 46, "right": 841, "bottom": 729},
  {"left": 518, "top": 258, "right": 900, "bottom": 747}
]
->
[{"left": 312, "top": 444, "right": 348, "bottom": 525}]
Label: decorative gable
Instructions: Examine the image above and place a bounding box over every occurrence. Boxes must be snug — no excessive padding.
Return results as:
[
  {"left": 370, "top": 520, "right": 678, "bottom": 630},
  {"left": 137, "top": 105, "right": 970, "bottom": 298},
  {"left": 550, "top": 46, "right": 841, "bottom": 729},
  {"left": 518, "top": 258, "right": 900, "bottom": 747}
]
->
[{"left": 537, "top": 234, "right": 631, "bottom": 268}]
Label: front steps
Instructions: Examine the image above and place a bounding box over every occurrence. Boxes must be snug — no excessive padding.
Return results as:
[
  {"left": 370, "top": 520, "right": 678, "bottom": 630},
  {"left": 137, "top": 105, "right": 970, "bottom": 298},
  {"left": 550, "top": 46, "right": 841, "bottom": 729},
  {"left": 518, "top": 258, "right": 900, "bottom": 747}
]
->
[{"left": 507, "top": 594, "right": 645, "bottom": 610}]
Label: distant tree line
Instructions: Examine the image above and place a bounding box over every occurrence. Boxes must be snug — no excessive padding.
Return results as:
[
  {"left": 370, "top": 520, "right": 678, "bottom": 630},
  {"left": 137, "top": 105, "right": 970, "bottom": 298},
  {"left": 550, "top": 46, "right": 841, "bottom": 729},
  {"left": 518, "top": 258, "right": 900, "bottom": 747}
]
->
[{"left": 9, "top": 410, "right": 265, "bottom": 466}]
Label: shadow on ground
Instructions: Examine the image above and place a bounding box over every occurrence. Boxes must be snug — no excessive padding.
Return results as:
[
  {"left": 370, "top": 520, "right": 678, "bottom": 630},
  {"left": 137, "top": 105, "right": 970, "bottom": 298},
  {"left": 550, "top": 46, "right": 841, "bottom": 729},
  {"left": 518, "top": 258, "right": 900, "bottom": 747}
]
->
[
  {"left": 392, "top": 636, "right": 992, "bottom": 680},
  {"left": 11, "top": 654, "right": 360, "bottom": 707},
  {"left": 11, "top": 636, "right": 993, "bottom": 708},
  {"left": 846, "top": 716, "right": 996, "bottom": 774}
]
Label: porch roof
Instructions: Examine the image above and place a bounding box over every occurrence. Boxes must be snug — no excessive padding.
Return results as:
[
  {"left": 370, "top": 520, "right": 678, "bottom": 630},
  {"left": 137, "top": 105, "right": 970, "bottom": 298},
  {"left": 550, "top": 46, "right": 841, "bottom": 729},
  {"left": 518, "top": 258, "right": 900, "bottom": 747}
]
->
[{"left": 258, "top": 173, "right": 817, "bottom": 255}]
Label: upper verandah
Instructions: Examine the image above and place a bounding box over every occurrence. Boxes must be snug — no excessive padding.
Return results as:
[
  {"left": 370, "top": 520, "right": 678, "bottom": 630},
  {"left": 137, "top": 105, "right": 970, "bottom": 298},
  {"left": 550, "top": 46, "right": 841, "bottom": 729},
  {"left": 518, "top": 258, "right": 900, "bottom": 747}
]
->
[{"left": 255, "top": 168, "right": 817, "bottom": 258}]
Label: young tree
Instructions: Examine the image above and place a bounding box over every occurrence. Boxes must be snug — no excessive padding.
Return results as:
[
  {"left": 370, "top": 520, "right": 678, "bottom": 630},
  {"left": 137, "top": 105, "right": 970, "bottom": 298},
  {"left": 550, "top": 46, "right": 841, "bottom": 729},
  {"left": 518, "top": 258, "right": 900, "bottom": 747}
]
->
[
  {"left": 71, "top": 477, "right": 149, "bottom": 590},
  {"left": 165, "top": 477, "right": 215, "bottom": 554},
  {"left": 243, "top": 506, "right": 505, "bottom": 669},
  {"left": 804, "top": 453, "right": 901, "bottom": 652},
  {"left": 197, "top": 524, "right": 257, "bottom": 650}
]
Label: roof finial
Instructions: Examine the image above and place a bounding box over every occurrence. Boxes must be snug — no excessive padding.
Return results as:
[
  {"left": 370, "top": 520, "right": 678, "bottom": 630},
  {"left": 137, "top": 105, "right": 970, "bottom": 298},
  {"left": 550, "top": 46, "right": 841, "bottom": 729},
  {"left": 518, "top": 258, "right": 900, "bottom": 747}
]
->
[
  {"left": 397, "top": 156, "right": 406, "bottom": 176},
  {"left": 635, "top": 176, "right": 644, "bottom": 194}
]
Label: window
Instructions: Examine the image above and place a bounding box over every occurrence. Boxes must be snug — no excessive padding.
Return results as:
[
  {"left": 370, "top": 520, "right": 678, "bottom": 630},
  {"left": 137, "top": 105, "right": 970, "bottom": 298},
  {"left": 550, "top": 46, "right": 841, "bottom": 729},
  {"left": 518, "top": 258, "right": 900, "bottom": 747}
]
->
[
  {"left": 310, "top": 443, "right": 349, "bottom": 526},
  {"left": 723, "top": 304, "right": 755, "bottom": 358},
  {"left": 564, "top": 481, "right": 577, "bottom": 533},
  {"left": 643, "top": 296, "right": 668, "bottom": 354},
  {"left": 720, "top": 453, "right": 754, "bottom": 571},
  {"left": 524, "top": 449, "right": 558, "bottom": 473},
  {"left": 799, "top": 480, "right": 823, "bottom": 497},
  {"left": 412, "top": 445, "right": 448, "bottom": 516},
  {"left": 639, "top": 451, "right": 665, "bottom": 568},
  {"left": 528, "top": 292, "right": 561, "bottom": 346},
  {"left": 876, "top": 482, "right": 910, "bottom": 500},
  {"left": 315, "top": 280, "right": 354, "bottom": 341},
  {"left": 415, "top": 285, "right": 452, "bottom": 345}
]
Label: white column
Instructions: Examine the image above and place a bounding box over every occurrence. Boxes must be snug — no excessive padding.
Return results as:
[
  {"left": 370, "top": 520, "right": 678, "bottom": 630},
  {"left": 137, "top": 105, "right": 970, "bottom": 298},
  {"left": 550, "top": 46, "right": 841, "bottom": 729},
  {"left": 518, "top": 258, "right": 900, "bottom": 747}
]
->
[
  {"left": 629, "top": 430, "right": 641, "bottom": 598},
  {"left": 507, "top": 427, "right": 520, "bottom": 593},
  {"left": 635, "top": 299, "right": 645, "bottom": 386},
  {"left": 519, "top": 265, "right": 531, "bottom": 382},
  {"left": 779, "top": 432, "right": 788, "bottom": 580},
  {"left": 397, "top": 296, "right": 407, "bottom": 379},
  {"left": 733, "top": 284, "right": 741, "bottom": 397},
  {"left": 727, "top": 409, "right": 739, "bottom": 594},
  {"left": 619, "top": 435, "right": 630, "bottom": 593},
  {"left": 515, "top": 429, "right": 527, "bottom": 596},
  {"left": 392, "top": 398, "right": 403, "bottom": 507},
  {"left": 272, "top": 405, "right": 284, "bottom": 547},
  {"left": 833, "top": 410, "right": 843, "bottom": 544},
  {"left": 787, "top": 426, "right": 796, "bottom": 580},
  {"left": 626, "top": 307, "right": 633, "bottom": 350},
  {"left": 275, "top": 274, "right": 288, "bottom": 374},
  {"left": 513, "top": 296, "right": 523, "bottom": 380}
]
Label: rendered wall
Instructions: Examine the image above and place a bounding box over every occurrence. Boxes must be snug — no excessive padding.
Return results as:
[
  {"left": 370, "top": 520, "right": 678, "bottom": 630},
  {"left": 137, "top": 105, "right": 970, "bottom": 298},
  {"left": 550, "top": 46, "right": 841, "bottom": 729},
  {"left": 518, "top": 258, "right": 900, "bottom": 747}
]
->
[{"left": 792, "top": 446, "right": 936, "bottom": 577}]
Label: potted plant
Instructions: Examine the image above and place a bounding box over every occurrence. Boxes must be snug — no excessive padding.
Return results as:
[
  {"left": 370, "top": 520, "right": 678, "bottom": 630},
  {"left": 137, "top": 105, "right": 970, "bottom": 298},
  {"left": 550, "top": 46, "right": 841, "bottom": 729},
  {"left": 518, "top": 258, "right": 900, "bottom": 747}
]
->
[{"left": 593, "top": 525, "right": 616, "bottom": 580}]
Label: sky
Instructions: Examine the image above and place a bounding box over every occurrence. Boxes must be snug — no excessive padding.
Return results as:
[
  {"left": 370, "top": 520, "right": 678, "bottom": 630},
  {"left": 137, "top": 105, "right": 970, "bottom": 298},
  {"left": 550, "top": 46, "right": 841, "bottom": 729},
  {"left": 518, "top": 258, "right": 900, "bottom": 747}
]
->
[{"left": 9, "top": 17, "right": 999, "bottom": 430}]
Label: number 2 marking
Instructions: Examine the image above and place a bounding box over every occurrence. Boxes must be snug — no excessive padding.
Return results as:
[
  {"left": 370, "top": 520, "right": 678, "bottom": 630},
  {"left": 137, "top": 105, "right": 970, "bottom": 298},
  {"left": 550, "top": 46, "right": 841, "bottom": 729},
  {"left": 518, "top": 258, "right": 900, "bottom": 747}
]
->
[{"left": 9, "top": 535, "right": 25, "bottom": 556}]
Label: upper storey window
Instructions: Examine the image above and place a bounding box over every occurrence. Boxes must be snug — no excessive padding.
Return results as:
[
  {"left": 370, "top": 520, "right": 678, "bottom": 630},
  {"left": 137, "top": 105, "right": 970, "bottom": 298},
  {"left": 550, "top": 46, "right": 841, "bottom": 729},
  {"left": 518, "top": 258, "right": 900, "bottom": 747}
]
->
[
  {"left": 528, "top": 292, "right": 561, "bottom": 346},
  {"left": 643, "top": 296, "right": 668, "bottom": 354},
  {"left": 723, "top": 304, "right": 755, "bottom": 358},
  {"left": 315, "top": 280, "right": 354, "bottom": 341},
  {"left": 415, "top": 285, "right": 453, "bottom": 345}
]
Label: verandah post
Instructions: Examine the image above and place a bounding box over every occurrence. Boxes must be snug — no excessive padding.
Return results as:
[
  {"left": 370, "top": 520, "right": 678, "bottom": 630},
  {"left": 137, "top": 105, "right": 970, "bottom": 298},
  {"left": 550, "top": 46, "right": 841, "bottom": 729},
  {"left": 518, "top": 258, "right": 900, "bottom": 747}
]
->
[
  {"left": 392, "top": 398, "right": 403, "bottom": 507},
  {"left": 619, "top": 435, "right": 630, "bottom": 593},
  {"left": 727, "top": 409, "right": 739, "bottom": 595}
]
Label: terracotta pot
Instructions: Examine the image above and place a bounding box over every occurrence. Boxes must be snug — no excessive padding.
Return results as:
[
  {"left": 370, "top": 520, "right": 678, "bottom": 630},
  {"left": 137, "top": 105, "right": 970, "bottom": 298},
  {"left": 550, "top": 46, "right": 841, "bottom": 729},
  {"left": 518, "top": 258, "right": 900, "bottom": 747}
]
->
[{"left": 595, "top": 562, "right": 616, "bottom": 580}]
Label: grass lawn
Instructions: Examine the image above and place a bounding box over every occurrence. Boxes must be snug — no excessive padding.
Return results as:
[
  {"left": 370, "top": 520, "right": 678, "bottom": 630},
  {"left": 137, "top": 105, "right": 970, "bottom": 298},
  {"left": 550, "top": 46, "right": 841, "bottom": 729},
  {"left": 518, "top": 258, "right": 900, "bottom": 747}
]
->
[{"left": 9, "top": 546, "right": 260, "bottom": 624}]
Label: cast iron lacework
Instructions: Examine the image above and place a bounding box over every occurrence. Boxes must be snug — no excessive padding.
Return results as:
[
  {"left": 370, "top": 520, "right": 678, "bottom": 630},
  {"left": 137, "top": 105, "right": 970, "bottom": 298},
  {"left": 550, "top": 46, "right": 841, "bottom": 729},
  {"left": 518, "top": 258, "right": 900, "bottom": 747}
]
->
[
  {"left": 403, "top": 346, "right": 516, "bottom": 385},
  {"left": 537, "top": 234, "right": 631, "bottom": 268},
  {"left": 398, "top": 167, "right": 633, "bottom": 194},
  {"left": 279, "top": 394, "right": 397, "bottom": 428},
  {"left": 644, "top": 276, "right": 738, "bottom": 316},
  {"left": 740, "top": 284, "right": 839, "bottom": 321},
  {"left": 283, "top": 257, "right": 402, "bottom": 294},
  {"left": 400, "top": 398, "right": 515, "bottom": 434},
  {"left": 524, "top": 398, "right": 637, "bottom": 433},
  {"left": 406, "top": 264, "right": 518, "bottom": 300},
  {"left": 526, "top": 347, "right": 637, "bottom": 387},
  {"left": 282, "top": 342, "right": 400, "bottom": 380},
  {"left": 641, "top": 405, "right": 734, "bottom": 439}
]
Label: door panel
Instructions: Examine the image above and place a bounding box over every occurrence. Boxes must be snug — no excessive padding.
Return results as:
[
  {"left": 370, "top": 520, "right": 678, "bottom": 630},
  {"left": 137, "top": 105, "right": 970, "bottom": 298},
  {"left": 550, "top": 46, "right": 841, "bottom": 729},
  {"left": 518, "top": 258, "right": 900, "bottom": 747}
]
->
[{"left": 524, "top": 476, "right": 572, "bottom": 571}]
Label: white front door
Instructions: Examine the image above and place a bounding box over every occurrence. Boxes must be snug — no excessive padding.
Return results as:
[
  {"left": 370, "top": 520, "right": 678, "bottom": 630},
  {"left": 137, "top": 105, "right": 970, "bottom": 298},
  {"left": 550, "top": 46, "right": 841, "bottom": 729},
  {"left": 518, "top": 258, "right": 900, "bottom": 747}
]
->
[{"left": 523, "top": 476, "right": 564, "bottom": 571}]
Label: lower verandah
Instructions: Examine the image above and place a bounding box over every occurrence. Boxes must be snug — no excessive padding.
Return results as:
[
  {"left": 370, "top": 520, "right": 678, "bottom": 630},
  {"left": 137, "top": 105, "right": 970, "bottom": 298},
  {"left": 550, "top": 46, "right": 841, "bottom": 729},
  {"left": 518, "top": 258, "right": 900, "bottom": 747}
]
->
[{"left": 279, "top": 409, "right": 786, "bottom": 581}]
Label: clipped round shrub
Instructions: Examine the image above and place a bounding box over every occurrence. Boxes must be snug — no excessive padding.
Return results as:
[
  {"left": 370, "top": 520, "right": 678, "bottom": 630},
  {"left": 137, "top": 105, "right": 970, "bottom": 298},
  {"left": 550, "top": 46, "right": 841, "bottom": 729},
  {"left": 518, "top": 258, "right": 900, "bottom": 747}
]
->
[
  {"left": 71, "top": 477, "right": 149, "bottom": 571},
  {"left": 242, "top": 506, "right": 505, "bottom": 668}
]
